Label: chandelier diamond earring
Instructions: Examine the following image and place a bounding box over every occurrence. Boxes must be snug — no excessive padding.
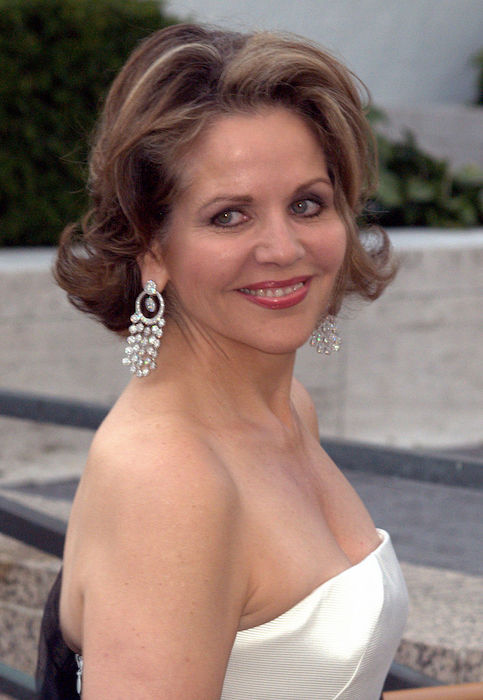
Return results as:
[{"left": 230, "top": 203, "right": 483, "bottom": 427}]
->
[
  {"left": 309, "top": 315, "right": 341, "bottom": 355},
  {"left": 122, "top": 280, "right": 165, "bottom": 377}
]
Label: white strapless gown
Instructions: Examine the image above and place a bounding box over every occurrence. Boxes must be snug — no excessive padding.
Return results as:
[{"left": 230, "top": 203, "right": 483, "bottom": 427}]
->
[
  {"left": 74, "top": 530, "right": 407, "bottom": 698},
  {"left": 220, "top": 529, "right": 408, "bottom": 700}
]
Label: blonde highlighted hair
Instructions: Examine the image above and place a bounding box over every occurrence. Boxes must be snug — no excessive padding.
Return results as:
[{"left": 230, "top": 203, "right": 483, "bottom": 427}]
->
[{"left": 55, "top": 23, "right": 395, "bottom": 331}]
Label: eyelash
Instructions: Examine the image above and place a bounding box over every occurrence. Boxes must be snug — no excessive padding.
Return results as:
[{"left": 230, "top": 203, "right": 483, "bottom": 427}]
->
[
  {"left": 290, "top": 197, "right": 324, "bottom": 217},
  {"left": 211, "top": 210, "right": 246, "bottom": 227},
  {"left": 210, "top": 197, "right": 325, "bottom": 228}
]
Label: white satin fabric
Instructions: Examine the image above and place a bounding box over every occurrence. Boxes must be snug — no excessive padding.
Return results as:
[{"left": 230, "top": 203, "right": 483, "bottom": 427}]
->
[{"left": 220, "top": 529, "right": 408, "bottom": 700}]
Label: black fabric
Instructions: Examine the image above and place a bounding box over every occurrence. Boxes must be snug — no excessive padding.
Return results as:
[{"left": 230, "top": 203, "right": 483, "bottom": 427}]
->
[{"left": 36, "top": 568, "right": 79, "bottom": 699}]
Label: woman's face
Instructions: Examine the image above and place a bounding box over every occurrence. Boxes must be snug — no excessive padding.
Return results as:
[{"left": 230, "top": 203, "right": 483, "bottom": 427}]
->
[{"left": 150, "top": 107, "right": 347, "bottom": 357}]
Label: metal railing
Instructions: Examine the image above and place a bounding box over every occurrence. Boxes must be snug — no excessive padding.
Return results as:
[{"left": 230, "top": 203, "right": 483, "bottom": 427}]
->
[{"left": 2, "top": 388, "right": 479, "bottom": 697}]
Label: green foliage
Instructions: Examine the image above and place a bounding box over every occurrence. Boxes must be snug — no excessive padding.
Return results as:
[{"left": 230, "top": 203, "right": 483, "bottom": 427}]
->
[
  {"left": 365, "top": 112, "right": 483, "bottom": 229},
  {"left": 1, "top": 3, "right": 481, "bottom": 246},
  {"left": 0, "top": 0, "right": 178, "bottom": 246},
  {"left": 474, "top": 49, "right": 483, "bottom": 105}
]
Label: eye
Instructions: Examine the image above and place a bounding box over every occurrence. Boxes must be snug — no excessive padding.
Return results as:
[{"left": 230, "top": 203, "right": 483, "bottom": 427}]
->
[
  {"left": 211, "top": 209, "right": 246, "bottom": 227},
  {"left": 290, "top": 198, "right": 323, "bottom": 217}
]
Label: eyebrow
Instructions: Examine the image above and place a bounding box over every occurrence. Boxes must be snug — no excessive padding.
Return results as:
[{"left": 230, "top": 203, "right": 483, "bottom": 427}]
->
[
  {"left": 199, "top": 195, "right": 253, "bottom": 213},
  {"left": 293, "top": 177, "right": 333, "bottom": 195},
  {"left": 199, "top": 177, "right": 333, "bottom": 212}
]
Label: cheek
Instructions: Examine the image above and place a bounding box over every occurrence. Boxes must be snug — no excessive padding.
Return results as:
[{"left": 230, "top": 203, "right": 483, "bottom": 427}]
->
[
  {"left": 314, "top": 222, "right": 347, "bottom": 272},
  {"left": 163, "top": 240, "right": 234, "bottom": 302}
]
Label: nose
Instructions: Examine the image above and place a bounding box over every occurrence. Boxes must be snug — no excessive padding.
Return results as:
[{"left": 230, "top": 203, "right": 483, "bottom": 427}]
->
[{"left": 253, "top": 217, "right": 305, "bottom": 266}]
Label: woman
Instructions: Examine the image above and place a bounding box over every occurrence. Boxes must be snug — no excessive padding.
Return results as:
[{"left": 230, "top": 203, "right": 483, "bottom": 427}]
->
[{"left": 37, "top": 23, "right": 407, "bottom": 699}]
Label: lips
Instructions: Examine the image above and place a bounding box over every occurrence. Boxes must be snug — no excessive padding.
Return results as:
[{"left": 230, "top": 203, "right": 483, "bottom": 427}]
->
[{"left": 237, "top": 277, "right": 310, "bottom": 309}]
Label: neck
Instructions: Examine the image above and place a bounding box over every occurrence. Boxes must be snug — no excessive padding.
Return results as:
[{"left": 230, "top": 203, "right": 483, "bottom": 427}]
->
[{"left": 135, "top": 320, "right": 300, "bottom": 431}]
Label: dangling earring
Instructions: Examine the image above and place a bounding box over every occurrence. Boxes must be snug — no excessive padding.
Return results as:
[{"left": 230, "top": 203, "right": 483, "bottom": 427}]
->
[
  {"left": 309, "top": 315, "right": 341, "bottom": 355},
  {"left": 122, "top": 280, "right": 165, "bottom": 377}
]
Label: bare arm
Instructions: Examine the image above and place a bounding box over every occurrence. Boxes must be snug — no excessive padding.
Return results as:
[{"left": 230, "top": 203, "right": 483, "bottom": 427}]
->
[{"left": 66, "top": 427, "right": 247, "bottom": 699}]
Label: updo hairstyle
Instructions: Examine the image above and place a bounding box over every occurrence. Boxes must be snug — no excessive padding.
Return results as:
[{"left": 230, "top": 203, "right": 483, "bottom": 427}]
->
[{"left": 55, "top": 23, "right": 395, "bottom": 332}]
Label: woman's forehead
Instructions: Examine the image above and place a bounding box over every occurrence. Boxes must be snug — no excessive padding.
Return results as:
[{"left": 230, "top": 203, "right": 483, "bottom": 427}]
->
[{"left": 174, "top": 107, "right": 329, "bottom": 199}]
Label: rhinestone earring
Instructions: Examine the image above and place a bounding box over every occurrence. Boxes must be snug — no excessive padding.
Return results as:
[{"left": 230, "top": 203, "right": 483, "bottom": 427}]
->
[
  {"left": 309, "top": 315, "right": 341, "bottom": 355},
  {"left": 122, "top": 280, "right": 165, "bottom": 377}
]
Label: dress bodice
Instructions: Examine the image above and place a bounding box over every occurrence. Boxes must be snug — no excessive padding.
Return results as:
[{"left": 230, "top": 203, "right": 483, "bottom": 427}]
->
[
  {"left": 220, "top": 529, "right": 408, "bottom": 699},
  {"left": 37, "top": 530, "right": 407, "bottom": 699}
]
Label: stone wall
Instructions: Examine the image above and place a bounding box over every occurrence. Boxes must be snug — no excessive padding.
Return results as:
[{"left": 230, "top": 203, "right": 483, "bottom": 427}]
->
[
  {"left": 1, "top": 229, "right": 482, "bottom": 448},
  {"left": 295, "top": 230, "right": 483, "bottom": 448}
]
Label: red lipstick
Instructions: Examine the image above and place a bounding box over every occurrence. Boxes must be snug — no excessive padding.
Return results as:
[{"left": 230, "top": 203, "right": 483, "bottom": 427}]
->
[{"left": 237, "top": 277, "right": 310, "bottom": 309}]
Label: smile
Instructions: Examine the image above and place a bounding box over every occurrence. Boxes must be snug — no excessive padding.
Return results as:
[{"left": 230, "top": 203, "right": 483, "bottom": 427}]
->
[
  {"left": 239, "top": 282, "right": 304, "bottom": 298},
  {"left": 237, "top": 278, "right": 310, "bottom": 309}
]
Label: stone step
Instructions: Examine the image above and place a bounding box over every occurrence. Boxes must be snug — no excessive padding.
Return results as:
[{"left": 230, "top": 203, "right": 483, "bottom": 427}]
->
[
  {"left": 0, "top": 535, "right": 59, "bottom": 679},
  {"left": 1, "top": 440, "right": 482, "bottom": 688},
  {"left": 397, "top": 562, "right": 483, "bottom": 683},
  {"left": 1, "top": 534, "right": 481, "bottom": 687}
]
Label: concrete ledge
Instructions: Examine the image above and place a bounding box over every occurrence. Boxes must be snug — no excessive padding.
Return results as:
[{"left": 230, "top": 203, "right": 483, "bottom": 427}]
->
[
  {"left": 1, "top": 528, "right": 481, "bottom": 684},
  {"left": 323, "top": 437, "right": 483, "bottom": 489},
  {"left": 0, "top": 536, "right": 59, "bottom": 677},
  {"left": 1, "top": 432, "right": 481, "bottom": 687},
  {"left": 397, "top": 562, "right": 483, "bottom": 683},
  {"left": 299, "top": 229, "right": 483, "bottom": 448},
  {"left": 1, "top": 229, "right": 482, "bottom": 449}
]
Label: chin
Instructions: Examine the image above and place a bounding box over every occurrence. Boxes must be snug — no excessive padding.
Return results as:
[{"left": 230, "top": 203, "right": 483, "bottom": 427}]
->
[{"left": 247, "top": 332, "right": 312, "bottom": 356}]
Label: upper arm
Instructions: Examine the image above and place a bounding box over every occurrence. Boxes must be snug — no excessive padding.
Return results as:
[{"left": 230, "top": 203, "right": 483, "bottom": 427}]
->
[
  {"left": 291, "top": 378, "right": 320, "bottom": 440},
  {"left": 72, "top": 430, "right": 246, "bottom": 699}
]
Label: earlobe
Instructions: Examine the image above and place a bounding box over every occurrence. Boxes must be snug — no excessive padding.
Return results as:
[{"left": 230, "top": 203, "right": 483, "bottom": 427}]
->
[{"left": 138, "top": 244, "right": 170, "bottom": 291}]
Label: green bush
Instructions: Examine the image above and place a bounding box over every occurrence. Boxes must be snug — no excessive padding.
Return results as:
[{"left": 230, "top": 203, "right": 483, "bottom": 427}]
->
[
  {"left": 0, "top": 0, "right": 177, "bottom": 246},
  {"left": 365, "top": 112, "right": 483, "bottom": 229},
  {"left": 1, "top": 4, "right": 481, "bottom": 245}
]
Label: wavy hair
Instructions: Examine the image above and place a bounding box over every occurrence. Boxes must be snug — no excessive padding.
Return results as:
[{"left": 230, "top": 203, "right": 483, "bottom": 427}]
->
[{"left": 55, "top": 23, "right": 395, "bottom": 331}]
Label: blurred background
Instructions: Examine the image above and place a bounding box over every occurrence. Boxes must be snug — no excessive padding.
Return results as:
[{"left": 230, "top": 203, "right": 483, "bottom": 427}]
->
[
  {"left": 1, "top": 0, "right": 482, "bottom": 447},
  {"left": 0, "top": 1, "right": 482, "bottom": 695}
]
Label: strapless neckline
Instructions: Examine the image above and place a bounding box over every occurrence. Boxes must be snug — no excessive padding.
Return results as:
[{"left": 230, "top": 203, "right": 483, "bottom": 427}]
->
[
  {"left": 221, "top": 527, "right": 408, "bottom": 699},
  {"left": 238, "top": 528, "right": 389, "bottom": 635}
]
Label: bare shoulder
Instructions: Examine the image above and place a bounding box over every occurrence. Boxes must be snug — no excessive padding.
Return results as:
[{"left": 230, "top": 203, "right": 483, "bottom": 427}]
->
[
  {"left": 71, "top": 409, "right": 244, "bottom": 573},
  {"left": 291, "top": 377, "right": 319, "bottom": 439},
  {"left": 85, "top": 409, "right": 238, "bottom": 505},
  {"left": 62, "top": 410, "right": 247, "bottom": 697}
]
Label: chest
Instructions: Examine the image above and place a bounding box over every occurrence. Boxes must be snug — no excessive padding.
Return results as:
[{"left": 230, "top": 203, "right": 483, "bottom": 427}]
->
[
  {"left": 219, "top": 434, "right": 379, "bottom": 630},
  {"left": 221, "top": 531, "right": 408, "bottom": 700}
]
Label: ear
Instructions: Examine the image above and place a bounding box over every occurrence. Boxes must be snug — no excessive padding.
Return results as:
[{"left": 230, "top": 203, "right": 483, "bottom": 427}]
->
[{"left": 138, "top": 242, "right": 169, "bottom": 291}]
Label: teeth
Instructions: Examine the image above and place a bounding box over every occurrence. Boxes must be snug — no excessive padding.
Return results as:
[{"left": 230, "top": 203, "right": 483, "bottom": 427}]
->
[{"left": 240, "top": 282, "right": 304, "bottom": 298}]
